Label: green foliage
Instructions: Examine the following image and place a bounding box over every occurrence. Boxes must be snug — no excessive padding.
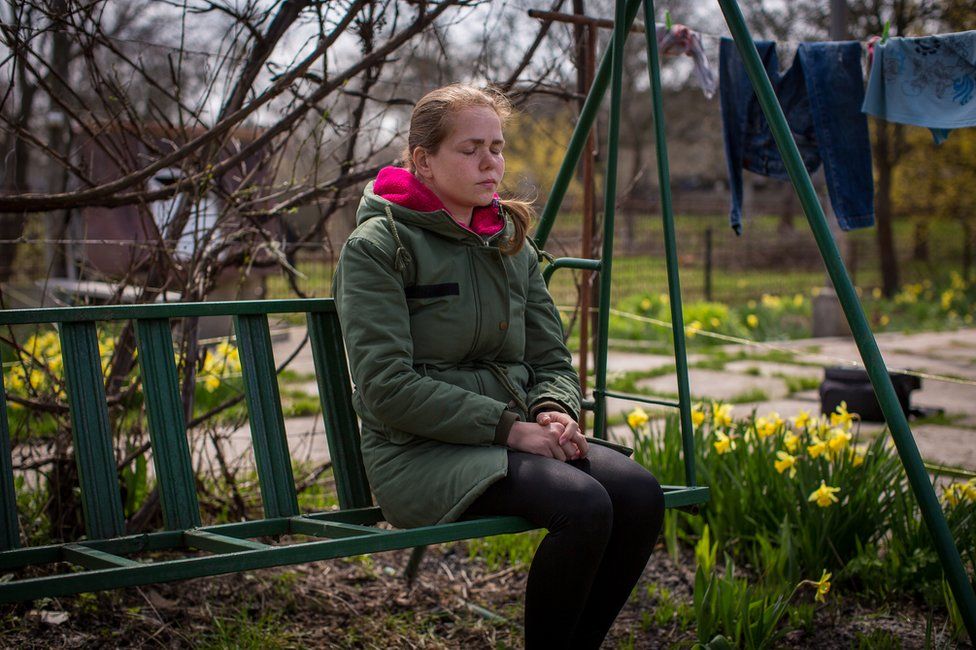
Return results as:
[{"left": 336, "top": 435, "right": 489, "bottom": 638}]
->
[
  {"left": 466, "top": 530, "right": 545, "bottom": 571},
  {"left": 120, "top": 449, "right": 151, "bottom": 518},
  {"left": 629, "top": 404, "right": 976, "bottom": 612},
  {"left": 691, "top": 527, "right": 792, "bottom": 649},
  {"left": 862, "top": 272, "right": 976, "bottom": 332},
  {"left": 201, "top": 607, "right": 293, "bottom": 650}
]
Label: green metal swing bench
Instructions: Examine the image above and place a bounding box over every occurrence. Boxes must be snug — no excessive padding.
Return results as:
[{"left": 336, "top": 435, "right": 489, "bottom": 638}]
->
[{"left": 0, "top": 0, "right": 973, "bottom": 640}]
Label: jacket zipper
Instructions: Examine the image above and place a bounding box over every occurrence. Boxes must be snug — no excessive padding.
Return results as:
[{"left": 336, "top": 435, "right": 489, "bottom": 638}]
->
[{"left": 466, "top": 250, "right": 482, "bottom": 359}]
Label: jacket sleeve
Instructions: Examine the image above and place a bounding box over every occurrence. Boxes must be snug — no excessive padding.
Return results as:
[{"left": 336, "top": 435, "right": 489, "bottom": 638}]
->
[
  {"left": 522, "top": 248, "right": 582, "bottom": 422},
  {"left": 333, "top": 235, "right": 509, "bottom": 445}
]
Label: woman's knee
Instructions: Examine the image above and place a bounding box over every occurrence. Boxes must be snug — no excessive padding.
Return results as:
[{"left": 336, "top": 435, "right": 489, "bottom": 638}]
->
[
  {"left": 613, "top": 467, "right": 666, "bottom": 529},
  {"left": 551, "top": 480, "right": 614, "bottom": 537}
]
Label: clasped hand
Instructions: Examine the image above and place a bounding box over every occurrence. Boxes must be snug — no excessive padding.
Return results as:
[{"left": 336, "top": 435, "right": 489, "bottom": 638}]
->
[{"left": 507, "top": 411, "right": 588, "bottom": 461}]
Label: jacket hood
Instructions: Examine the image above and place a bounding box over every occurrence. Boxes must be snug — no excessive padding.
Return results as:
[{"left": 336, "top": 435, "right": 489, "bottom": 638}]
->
[{"left": 357, "top": 167, "right": 506, "bottom": 241}]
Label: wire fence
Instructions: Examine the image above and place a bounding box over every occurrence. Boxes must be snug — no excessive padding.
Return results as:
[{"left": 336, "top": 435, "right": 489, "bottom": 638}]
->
[{"left": 3, "top": 208, "right": 972, "bottom": 313}]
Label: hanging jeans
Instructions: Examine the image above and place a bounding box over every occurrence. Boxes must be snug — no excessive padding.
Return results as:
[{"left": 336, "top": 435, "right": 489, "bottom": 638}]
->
[
  {"left": 862, "top": 31, "right": 976, "bottom": 144},
  {"left": 719, "top": 38, "right": 875, "bottom": 234}
]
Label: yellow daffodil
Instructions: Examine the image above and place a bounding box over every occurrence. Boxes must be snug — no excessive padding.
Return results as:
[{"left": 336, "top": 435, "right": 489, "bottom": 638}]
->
[
  {"left": 712, "top": 403, "right": 734, "bottom": 428},
  {"left": 713, "top": 431, "right": 736, "bottom": 455},
  {"left": 849, "top": 444, "right": 867, "bottom": 468},
  {"left": 879, "top": 314, "right": 890, "bottom": 326},
  {"left": 686, "top": 320, "right": 702, "bottom": 338},
  {"left": 691, "top": 404, "right": 706, "bottom": 427},
  {"left": 783, "top": 431, "right": 800, "bottom": 453},
  {"left": 627, "top": 407, "right": 649, "bottom": 429},
  {"left": 808, "top": 481, "right": 841, "bottom": 508},
  {"left": 755, "top": 416, "right": 776, "bottom": 440},
  {"left": 746, "top": 314, "right": 759, "bottom": 328},
  {"left": 871, "top": 287, "right": 882, "bottom": 299},
  {"left": 807, "top": 437, "right": 828, "bottom": 459},
  {"left": 814, "top": 570, "right": 832, "bottom": 603},
  {"left": 203, "top": 375, "right": 222, "bottom": 393},
  {"left": 774, "top": 451, "right": 797, "bottom": 478},
  {"left": 761, "top": 294, "right": 781, "bottom": 309},
  {"left": 827, "top": 428, "right": 852, "bottom": 455},
  {"left": 943, "top": 480, "right": 976, "bottom": 507},
  {"left": 941, "top": 290, "right": 955, "bottom": 311},
  {"left": 816, "top": 414, "right": 831, "bottom": 438},
  {"left": 791, "top": 410, "right": 812, "bottom": 430},
  {"left": 640, "top": 297, "right": 652, "bottom": 311},
  {"left": 830, "top": 401, "right": 855, "bottom": 429},
  {"left": 793, "top": 293, "right": 804, "bottom": 307}
]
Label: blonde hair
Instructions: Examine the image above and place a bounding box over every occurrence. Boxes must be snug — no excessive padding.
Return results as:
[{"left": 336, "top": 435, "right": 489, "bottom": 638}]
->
[{"left": 403, "top": 84, "right": 532, "bottom": 256}]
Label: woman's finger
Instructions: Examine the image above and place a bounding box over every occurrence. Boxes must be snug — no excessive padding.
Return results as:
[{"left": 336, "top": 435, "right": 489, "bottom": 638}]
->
[
  {"left": 548, "top": 440, "right": 568, "bottom": 462},
  {"left": 573, "top": 431, "right": 589, "bottom": 458},
  {"left": 558, "top": 420, "right": 580, "bottom": 445}
]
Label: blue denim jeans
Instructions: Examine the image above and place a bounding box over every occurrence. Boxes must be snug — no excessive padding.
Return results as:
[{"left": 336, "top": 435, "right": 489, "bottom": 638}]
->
[{"left": 719, "top": 38, "right": 875, "bottom": 234}]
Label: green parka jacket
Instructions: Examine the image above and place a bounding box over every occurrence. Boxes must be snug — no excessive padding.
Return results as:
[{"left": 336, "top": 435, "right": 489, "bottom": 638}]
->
[{"left": 332, "top": 180, "right": 581, "bottom": 529}]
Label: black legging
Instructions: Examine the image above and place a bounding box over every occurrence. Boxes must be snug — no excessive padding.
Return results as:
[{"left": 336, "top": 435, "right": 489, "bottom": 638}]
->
[{"left": 462, "top": 443, "right": 665, "bottom": 649}]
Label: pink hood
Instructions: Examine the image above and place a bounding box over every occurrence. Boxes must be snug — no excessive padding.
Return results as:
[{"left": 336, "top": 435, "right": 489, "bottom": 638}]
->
[{"left": 373, "top": 166, "right": 505, "bottom": 237}]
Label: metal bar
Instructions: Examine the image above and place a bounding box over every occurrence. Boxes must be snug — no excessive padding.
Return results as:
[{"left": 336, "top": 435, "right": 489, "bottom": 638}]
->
[
  {"left": 63, "top": 543, "right": 141, "bottom": 569},
  {"left": 592, "top": 0, "right": 629, "bottom": 440},
  {"left": 600, "top": 390, "right": 679, "bottom": 409},
  {"left": 542, "top": 257, "right": 602, "bottom": 285},
  {"left": 235, "top": 314, "right": 298, "bottom": 519},
  {"left": 289, "top": 517, "right": 385, "bottom": 539},
  {"left": 0, "top": 381, "right": 19, "bottom": 550},
  {"left": 307, "top": 311, "right": 373, "bottom": 510},
  {"left": 59, "top": 321, "right": 125, "bottom": 539},
  {"left": 0, "top": 298, "right": 335, "bottom": 326},
  {"left": 535, "top": 0, "right": 643, "bottom": 248},
  {"left": 183, "top": 530, "right": 270, "bottom": 553},
  {"left": 0, "top": 515, "right": 537, "bottom": 604},
  {"left": 642, "top": 0, "right": 696, "bottom": 487},
  {"left": 661, "top": 486, "right": 710, "bottom": 509},
  {"left": 579, "top": 21, "right": 598, "bottom": 437},
  {"left": 302, "top": 506, "right": 385, "bottom": 526},
  {"left": 134, "top": 318, "right": 200, "bottom": 530},
  {"left": 717, "top": 0, "right": 976, "bottom": 638}
]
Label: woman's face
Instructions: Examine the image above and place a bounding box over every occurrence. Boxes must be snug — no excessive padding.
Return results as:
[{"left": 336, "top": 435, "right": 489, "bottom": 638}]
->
[{"left": 413, "top": 105, "right": 505, "bottom": 223}]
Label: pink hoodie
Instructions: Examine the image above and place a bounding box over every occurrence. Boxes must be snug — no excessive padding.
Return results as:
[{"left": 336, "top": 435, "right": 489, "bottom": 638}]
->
[{"left": 373, "top": 166, "right": 505, "bottom": 237}]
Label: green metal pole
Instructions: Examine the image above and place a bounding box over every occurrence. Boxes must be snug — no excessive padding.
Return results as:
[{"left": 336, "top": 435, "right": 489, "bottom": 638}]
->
[
  {"left": 717, "top": 0, "right": 976, "bottom": 639},
  {"left": 641, "top": 0, "right": 695, "bottom": 486},
  {"left": 534, "top": 0, "right": 643, "bottom": 249},
  {"left": 592, "top": 0, "right": 628, "bottom": 440}
]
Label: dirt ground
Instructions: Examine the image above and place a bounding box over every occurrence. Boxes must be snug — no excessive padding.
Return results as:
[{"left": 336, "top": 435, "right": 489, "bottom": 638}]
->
[{"left": 0, "top": 540, "right": 967, "bottom": 649}]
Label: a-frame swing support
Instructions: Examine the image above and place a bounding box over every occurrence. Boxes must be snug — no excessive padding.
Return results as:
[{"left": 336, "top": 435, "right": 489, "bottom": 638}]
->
[{"left": 533, "top": 0, "right": 976, "bottom": 639}]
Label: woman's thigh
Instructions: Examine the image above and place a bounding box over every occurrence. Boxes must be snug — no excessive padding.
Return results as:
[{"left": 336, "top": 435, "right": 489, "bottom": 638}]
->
[
  {"left": 464, "top": 445, "right": 662, "bottom": 528},
  {"left": 464, "top": 450, "right": 614, "bottom": 531}
]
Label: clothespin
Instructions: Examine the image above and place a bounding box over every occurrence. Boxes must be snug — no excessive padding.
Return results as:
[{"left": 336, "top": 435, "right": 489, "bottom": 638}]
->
[
  {"left": 880, "top": 20, "right": 890, "bottom": 44},
  {"left": 665, "top": 9, "right": 673, "bottom": 30}
]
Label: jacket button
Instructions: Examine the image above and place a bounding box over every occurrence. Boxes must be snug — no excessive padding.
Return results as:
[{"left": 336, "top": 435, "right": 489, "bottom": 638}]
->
[{"left": 499, "top": 321, "right": 508, "bottom": 331}]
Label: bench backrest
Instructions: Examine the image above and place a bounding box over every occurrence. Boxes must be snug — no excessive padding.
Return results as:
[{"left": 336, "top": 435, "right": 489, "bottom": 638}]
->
[{"left": 0, "top": 299, "right": 370, "bottom": 549}]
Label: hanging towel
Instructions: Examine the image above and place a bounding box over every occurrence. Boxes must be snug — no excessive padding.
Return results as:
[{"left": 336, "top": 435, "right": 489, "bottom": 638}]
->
[
  {"left": 719, "top": 39, "right": 875, "bottom": 234},
  {"left": 862, "top": 31, "right": 976, "bottom": 144},
  {"left": 656, "top": 23, "right": 718, "bottom": 98}
]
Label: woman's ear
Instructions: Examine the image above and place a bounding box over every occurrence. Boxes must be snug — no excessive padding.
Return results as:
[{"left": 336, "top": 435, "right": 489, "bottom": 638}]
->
[{"left": 412, "top": 147, "right": 432, "bottom": 180}]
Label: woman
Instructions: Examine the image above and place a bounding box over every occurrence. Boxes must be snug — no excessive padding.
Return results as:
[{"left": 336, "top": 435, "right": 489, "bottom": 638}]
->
[{"left": 332, "top": 84, "right": 665, "bottom": 649}]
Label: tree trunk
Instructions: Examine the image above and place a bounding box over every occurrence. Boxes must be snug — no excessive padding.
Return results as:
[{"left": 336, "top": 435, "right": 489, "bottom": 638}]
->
[
  {"left": 912, "top": 221, "right": 929, "bottom": 262},
  {"left": 872, "top": 121, "right": 900, "bottom": 297}
]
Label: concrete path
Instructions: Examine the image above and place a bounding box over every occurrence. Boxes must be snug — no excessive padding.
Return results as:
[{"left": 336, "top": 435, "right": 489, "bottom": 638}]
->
[{"left": 250, "top": 326, "right": 976, "bottom": 472}]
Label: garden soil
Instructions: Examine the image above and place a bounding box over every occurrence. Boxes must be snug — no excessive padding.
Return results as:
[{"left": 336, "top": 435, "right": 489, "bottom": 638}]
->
[{"left": 0, "top": 540, "right": 966, "bottom": 648}]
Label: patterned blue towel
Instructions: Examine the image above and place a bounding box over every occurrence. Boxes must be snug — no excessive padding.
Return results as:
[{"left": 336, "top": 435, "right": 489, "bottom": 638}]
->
[{"left": 862, "top": 31, "right": 976, "bottom": 143}]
